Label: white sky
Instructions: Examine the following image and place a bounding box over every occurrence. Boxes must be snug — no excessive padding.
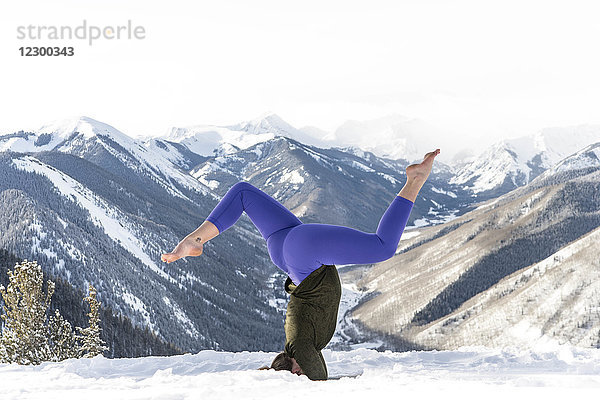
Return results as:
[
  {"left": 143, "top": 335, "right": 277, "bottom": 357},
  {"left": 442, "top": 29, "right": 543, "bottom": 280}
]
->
[{"left": 1, "top": 0, "right": 600, "bottom": 153}]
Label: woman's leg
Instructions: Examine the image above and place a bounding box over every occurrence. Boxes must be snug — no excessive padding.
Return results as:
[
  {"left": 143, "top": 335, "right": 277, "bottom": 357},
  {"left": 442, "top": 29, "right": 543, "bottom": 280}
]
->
[
  {"left": 163, "top": 150, "right": 440, "bottom": 265},
  {"left": 162, "top": 182, "right": 302, "bottom": 263},
  {"left": 206, "top": 181, "right": 302, "bottom": 239},
  {"left": 283, "top": 196, "right": 413, "bottom": 280},
  {"left": 283, "top": 149, "right": 439, "bottom": 282}
]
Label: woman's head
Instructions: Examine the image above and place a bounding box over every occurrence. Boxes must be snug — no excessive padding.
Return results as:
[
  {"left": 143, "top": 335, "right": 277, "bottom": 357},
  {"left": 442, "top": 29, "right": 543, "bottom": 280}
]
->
[
  {"left": 259, "top": 352, "right": 304, "bottom": 375},
  {"left": 270, "top": 352, "right": 293, "bottom": 371}
]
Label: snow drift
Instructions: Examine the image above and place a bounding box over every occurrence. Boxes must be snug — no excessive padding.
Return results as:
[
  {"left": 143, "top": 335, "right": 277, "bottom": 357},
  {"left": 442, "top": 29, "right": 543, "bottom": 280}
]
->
[{"left": 1, "top": 346, "right": 599, "bottom": 399}]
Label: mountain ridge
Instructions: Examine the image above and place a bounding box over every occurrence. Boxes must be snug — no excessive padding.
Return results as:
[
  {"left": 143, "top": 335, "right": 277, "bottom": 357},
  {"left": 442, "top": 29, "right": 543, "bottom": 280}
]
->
[{"left": 451, "top": 124, "right": 600, "bottom": 199}]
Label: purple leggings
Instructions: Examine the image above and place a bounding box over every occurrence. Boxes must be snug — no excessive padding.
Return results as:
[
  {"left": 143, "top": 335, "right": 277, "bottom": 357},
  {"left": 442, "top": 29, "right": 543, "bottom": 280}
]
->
[{"left": 207, "top": 182, "right": 413, "bottom": 284}]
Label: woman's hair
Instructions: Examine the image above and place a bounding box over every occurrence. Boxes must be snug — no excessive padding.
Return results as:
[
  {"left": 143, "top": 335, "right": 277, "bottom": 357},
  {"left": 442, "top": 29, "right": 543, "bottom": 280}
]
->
[{"left": 258, "top": 351, "right": 293, "bottom": 372}]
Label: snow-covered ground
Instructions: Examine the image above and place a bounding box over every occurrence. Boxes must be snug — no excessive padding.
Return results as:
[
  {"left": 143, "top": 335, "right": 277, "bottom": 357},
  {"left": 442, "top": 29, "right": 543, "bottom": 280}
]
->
[{"left": 1, "top": 347, "right": 599, "bottom": 399}]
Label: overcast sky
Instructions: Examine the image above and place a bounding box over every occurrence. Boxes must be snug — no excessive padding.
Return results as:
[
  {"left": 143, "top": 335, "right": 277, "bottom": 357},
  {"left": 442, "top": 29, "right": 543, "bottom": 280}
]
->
[{"left": 1, "top": 0, "right": 599, "bottom": 153}]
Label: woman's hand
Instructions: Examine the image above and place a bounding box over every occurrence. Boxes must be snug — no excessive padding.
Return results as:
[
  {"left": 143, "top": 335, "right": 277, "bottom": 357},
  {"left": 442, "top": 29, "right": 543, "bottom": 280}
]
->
[{"left": 161, "top": 236, "right": 204, "bottom": 263}]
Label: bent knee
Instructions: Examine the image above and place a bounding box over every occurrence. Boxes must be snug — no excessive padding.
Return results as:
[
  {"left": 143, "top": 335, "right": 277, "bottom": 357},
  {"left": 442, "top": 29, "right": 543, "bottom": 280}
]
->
[
  {"left": 231, "top": 181, "right": 255, "bottom": 192},
  {"left": 379, "top": 243, "right": 398, "bottom": 260}
]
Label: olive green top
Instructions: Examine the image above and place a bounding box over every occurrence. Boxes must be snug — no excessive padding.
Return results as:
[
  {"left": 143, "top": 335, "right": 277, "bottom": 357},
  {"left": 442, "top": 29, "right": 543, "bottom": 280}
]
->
[{"left": 283, "top": 264, "right": 342, "bottom": 381}]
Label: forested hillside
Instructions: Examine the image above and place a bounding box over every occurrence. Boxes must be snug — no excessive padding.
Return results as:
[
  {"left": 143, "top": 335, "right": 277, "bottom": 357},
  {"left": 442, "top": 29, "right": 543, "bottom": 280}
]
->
[
  {"left": 0, "top": 249, "right": 181, "bottom": 357},
  {"left": 346, "top": 168, "right": 600, "bottom": 350}
]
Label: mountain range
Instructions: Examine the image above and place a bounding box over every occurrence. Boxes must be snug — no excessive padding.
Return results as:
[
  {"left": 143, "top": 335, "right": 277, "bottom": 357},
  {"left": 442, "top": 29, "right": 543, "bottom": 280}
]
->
[
  {"left": 450, "top": 125, "right": 600, "bottom": 200},
  {"left": 1, "top": 114, "right": 600, "bottom": 353}
]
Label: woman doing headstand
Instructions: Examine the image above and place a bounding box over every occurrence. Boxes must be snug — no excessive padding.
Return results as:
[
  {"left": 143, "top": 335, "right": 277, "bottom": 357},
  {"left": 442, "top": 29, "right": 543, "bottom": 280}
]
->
[{"left": 162, "top": 149, "right": 440, "bottom": 380}]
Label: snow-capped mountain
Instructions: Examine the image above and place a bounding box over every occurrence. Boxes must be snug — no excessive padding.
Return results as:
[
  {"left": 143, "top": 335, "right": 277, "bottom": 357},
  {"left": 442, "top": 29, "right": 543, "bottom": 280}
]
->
[
  {"left": 0, "top": 116, "right": 215, "bottom": 200},
  {"left": 540, "top": 141, "right": 600, "bottom": 177},
  {"left": 451, "top": 125, "right": 600, "bottom": 199},
  {"left": 159, "top": 113, "right": 455, "bottom": 164},
  {"left": 164, "top": 123, "right": 275, "bottom": 157},
  {"left": 157, "top": 112, "right": 468, "bottom": 229},
  {"left": 229, "top": 112, "right": 327, "bottom": 147},
  {"left": 189, "top": 136, "right": 467, "bottom": 231},
  {"left": 1, "top": 116, "right": 141, "bottom": 154},
  {"left": 162, "top": 113, "right": 325, "bottom": 158},
  {"left": 0, "top": 118, "right": 288, "bottom": 353}
]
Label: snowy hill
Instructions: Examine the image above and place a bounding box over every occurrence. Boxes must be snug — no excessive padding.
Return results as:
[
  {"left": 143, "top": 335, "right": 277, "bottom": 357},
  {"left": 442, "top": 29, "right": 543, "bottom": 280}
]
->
[
  {"left": 345, "top": 164, "right": 600, "bottom": 350},
  {"left": 451, "top": 125, "right": 600, "bottom": 199},
  {"left": 1, "top": 347, "right": 599, "bottom": 399}
]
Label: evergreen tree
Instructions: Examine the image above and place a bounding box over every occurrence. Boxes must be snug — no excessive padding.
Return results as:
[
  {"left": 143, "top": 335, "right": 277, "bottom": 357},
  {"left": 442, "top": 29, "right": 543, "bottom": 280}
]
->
[
  {"left": 78, "top": 284, "right": 108, "bottom": 357},
  {"left": 0, "top": 336, "right": 7, "bottom": 362},
  {"left": 0, "top": 325, "right": 16, "bottom": 363},
  {"left": 48, "top": 309, "right": 79, "bottom": 361},
  {"left": 0, "top": 260, "right": 54, "bottom": 365}
]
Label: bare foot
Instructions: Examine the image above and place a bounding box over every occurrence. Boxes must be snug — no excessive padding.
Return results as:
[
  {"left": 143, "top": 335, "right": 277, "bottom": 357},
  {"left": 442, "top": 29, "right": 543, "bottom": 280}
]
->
[
  {"left": 161, "top": 236, "right": 203, "bottom": 263},
  {"left": 406, "top": 149, "right": 440, "bottom": 182}
]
